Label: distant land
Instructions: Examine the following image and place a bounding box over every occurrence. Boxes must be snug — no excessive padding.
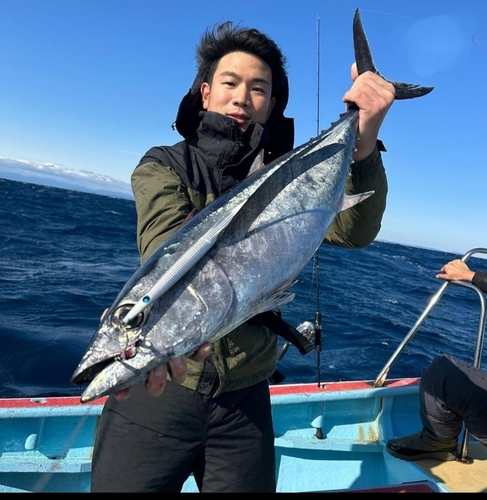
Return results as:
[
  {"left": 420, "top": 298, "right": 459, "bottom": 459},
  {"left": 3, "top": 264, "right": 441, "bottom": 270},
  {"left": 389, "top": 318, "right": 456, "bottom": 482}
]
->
[{"left": 0, "top": 157, "right": 133, "bottom": 200}]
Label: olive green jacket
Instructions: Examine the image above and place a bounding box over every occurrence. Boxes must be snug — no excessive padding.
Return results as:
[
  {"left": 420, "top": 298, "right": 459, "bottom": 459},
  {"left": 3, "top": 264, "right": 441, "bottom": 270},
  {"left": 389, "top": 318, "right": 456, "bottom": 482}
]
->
[{"left": 131, "top": 121, "right": 387, "bottom": 396}]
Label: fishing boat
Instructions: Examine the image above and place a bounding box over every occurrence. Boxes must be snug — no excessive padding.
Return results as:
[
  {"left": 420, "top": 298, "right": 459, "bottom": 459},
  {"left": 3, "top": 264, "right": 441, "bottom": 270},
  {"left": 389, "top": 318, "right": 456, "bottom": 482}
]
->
[{"left": 1, "top": 247, "right": 486, "bottom": 493}]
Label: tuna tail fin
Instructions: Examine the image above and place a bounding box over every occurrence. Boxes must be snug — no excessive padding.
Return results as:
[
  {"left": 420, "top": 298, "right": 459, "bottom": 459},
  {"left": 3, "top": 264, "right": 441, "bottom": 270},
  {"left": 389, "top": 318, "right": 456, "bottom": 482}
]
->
[{"left": 353, "top": 8, "right": 434, "bottom": 100}]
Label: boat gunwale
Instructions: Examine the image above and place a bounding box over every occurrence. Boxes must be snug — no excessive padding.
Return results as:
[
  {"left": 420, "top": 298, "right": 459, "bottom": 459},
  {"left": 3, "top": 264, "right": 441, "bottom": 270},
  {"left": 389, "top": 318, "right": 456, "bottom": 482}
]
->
[{"left": 0, "top": 377, "right": 421, "bottom": 411}]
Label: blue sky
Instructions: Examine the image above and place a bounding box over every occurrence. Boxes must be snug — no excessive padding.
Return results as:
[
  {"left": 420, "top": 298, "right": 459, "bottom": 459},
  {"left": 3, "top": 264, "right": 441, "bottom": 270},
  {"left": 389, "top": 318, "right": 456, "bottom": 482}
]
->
[{"left": 1, "top": 0, "right": 486, "bottom": 255}]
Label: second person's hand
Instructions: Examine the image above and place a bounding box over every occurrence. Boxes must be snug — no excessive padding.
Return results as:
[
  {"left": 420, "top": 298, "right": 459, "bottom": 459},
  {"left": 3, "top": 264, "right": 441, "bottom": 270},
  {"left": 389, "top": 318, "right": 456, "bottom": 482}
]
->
[{"left": 436, "top": 259, "right": 475, "bottom": 283}]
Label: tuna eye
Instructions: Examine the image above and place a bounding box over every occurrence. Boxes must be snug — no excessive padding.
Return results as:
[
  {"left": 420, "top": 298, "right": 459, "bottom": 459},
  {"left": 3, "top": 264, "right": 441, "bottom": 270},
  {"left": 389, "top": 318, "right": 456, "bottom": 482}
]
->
[{"left": 112, "top": 304, "right": 145, "bottom": 329}]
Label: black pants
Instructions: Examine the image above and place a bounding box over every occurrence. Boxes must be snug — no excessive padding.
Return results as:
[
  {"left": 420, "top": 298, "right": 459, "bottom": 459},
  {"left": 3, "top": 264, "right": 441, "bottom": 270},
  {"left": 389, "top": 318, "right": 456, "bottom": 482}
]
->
[
  {"left": 91, "top": 379, "right": 276, "bottom": 492},
  {"left": 420, "top": 354, "right": 487, "bottom": 446}
]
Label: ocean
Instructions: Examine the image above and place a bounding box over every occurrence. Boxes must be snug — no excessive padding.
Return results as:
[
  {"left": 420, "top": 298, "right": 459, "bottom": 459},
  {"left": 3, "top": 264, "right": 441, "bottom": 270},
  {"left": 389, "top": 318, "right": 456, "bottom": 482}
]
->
[{"left": 1, "top": 177, "right": 486, "bottom": 399}]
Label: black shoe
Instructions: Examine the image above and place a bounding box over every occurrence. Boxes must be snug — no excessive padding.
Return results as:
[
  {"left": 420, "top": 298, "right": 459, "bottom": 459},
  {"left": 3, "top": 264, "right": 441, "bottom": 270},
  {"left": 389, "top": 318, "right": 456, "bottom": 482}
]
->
[{"left": 386, "top": 431, "right": 458, "bottom": 462}]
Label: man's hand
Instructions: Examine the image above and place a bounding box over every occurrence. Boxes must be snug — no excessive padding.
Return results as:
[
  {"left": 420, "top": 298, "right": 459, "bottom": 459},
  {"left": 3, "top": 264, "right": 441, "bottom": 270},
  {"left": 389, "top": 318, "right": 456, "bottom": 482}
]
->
[
  {"left": 113, "top": 343, "right": 212, "bottom": 402},
  {"left": 343, "top": 62, "right": 395, "bottom": 162}
]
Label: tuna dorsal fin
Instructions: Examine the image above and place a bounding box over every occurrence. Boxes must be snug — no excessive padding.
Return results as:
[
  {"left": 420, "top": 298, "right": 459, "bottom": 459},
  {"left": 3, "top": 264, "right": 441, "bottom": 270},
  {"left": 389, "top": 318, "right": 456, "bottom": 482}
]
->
[
  {"left": 353, "top": 8, "right": 434, "bottom": 100},
  {"left": 338, "top": 190, "right": 375, "bottom": 214},
  {"left": 218, "top": 142, "right": 345, "bottom": 243},
  {"left": 247, "top": 150, "right": 266, "bottom": 177}
]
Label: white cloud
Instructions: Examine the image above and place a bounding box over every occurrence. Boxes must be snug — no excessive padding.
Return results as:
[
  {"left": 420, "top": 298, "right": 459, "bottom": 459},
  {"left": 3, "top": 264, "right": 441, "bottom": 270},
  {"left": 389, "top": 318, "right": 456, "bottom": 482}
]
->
[{"left": 0, "top": 157, "right": 133, "bottom": 199}]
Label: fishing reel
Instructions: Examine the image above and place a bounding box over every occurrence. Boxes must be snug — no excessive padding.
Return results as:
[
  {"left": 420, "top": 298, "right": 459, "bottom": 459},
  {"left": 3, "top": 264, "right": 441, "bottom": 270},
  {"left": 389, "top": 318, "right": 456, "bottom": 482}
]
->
[{"left": 277, "top": 320, "right": 316, "bottom": 361}]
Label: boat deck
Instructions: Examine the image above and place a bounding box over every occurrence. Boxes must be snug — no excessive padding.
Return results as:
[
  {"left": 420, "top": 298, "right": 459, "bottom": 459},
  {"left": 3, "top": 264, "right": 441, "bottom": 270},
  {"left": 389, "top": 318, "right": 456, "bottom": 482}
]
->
[{"left": 417, "top": 443, "right": 487, "bottom": 493}]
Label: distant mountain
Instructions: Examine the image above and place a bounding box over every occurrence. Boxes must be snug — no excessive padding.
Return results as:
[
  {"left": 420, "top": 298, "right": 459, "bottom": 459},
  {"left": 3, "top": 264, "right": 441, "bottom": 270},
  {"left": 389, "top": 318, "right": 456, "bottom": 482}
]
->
[{"left": 0, "top": 157, "right": 133, "bottom": 200}]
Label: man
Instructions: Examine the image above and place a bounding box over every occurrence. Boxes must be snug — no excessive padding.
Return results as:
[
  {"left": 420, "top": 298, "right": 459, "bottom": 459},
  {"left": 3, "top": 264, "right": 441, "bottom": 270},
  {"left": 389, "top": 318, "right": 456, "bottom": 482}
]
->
[
  {"left": 386, "top": 259, "right": 487, "bottom": 462},
  {"left": 91, "top": 21, "right": 393, "bottom": 492}
]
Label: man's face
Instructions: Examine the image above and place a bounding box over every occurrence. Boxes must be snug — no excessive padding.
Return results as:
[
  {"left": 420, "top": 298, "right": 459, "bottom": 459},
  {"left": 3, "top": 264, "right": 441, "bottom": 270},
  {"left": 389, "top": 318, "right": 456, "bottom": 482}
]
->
[{"left": 201, "top": 51, "right": 276, "bottom": 134}]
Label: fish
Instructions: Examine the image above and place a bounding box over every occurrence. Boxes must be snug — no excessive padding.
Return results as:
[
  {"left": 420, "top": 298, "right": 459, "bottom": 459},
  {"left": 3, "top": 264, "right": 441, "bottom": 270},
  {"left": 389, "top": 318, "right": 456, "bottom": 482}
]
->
[{"left": 71, "top": 8, "right": 433, "bottom": 403}]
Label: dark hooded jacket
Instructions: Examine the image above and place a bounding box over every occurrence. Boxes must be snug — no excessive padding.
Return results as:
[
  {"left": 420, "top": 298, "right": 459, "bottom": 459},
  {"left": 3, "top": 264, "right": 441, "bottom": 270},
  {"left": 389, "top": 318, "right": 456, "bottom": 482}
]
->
[{"left": 473, "top": 272, "right": 487, "bottom": 293}]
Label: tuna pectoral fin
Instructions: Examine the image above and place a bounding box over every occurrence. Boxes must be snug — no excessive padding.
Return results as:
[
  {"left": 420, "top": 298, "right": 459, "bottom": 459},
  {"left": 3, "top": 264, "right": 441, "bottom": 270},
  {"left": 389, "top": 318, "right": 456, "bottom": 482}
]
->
[
  {"left": 121, "top": 200, "right": 246, "bottom": 326},
  {"left": 338, "top": 190, "right": 374, "bottom": 213},
  {"left": 252, "top": 282, "right": 297, "bottom": 318}
]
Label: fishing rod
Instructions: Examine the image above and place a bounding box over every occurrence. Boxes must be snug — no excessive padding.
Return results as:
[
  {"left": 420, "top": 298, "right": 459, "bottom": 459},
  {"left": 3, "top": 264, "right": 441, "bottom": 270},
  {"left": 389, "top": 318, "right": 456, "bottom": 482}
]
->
[
  {"left": 276, "top": 15, "right": 324, "bottom": 388},
  {"left": 313, "top": 14, "right": 323, "bottom": 387}
]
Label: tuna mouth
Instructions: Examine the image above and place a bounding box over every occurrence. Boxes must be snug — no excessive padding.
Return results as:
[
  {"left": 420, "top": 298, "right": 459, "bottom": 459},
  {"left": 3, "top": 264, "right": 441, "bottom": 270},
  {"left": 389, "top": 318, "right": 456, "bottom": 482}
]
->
[
  {"left": 71, "top": 356, "right": 119, "bottom": 386},
  {"left": 71, "top": 341, "right": 141, "bottom": 386}
]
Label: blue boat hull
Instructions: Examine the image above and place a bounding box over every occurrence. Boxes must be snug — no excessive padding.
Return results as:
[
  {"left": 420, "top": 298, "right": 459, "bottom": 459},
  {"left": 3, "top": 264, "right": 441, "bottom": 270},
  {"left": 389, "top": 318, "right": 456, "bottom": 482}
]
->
[{"left": 0, "top": 378, "right": 465, "bottom": 493}]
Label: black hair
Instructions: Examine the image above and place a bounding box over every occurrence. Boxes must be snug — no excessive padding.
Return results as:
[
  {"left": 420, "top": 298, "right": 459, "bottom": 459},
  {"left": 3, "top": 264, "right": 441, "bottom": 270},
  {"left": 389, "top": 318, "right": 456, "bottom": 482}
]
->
[{"left": 196, "top": 21, "right": 288, "bottom": 108}]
